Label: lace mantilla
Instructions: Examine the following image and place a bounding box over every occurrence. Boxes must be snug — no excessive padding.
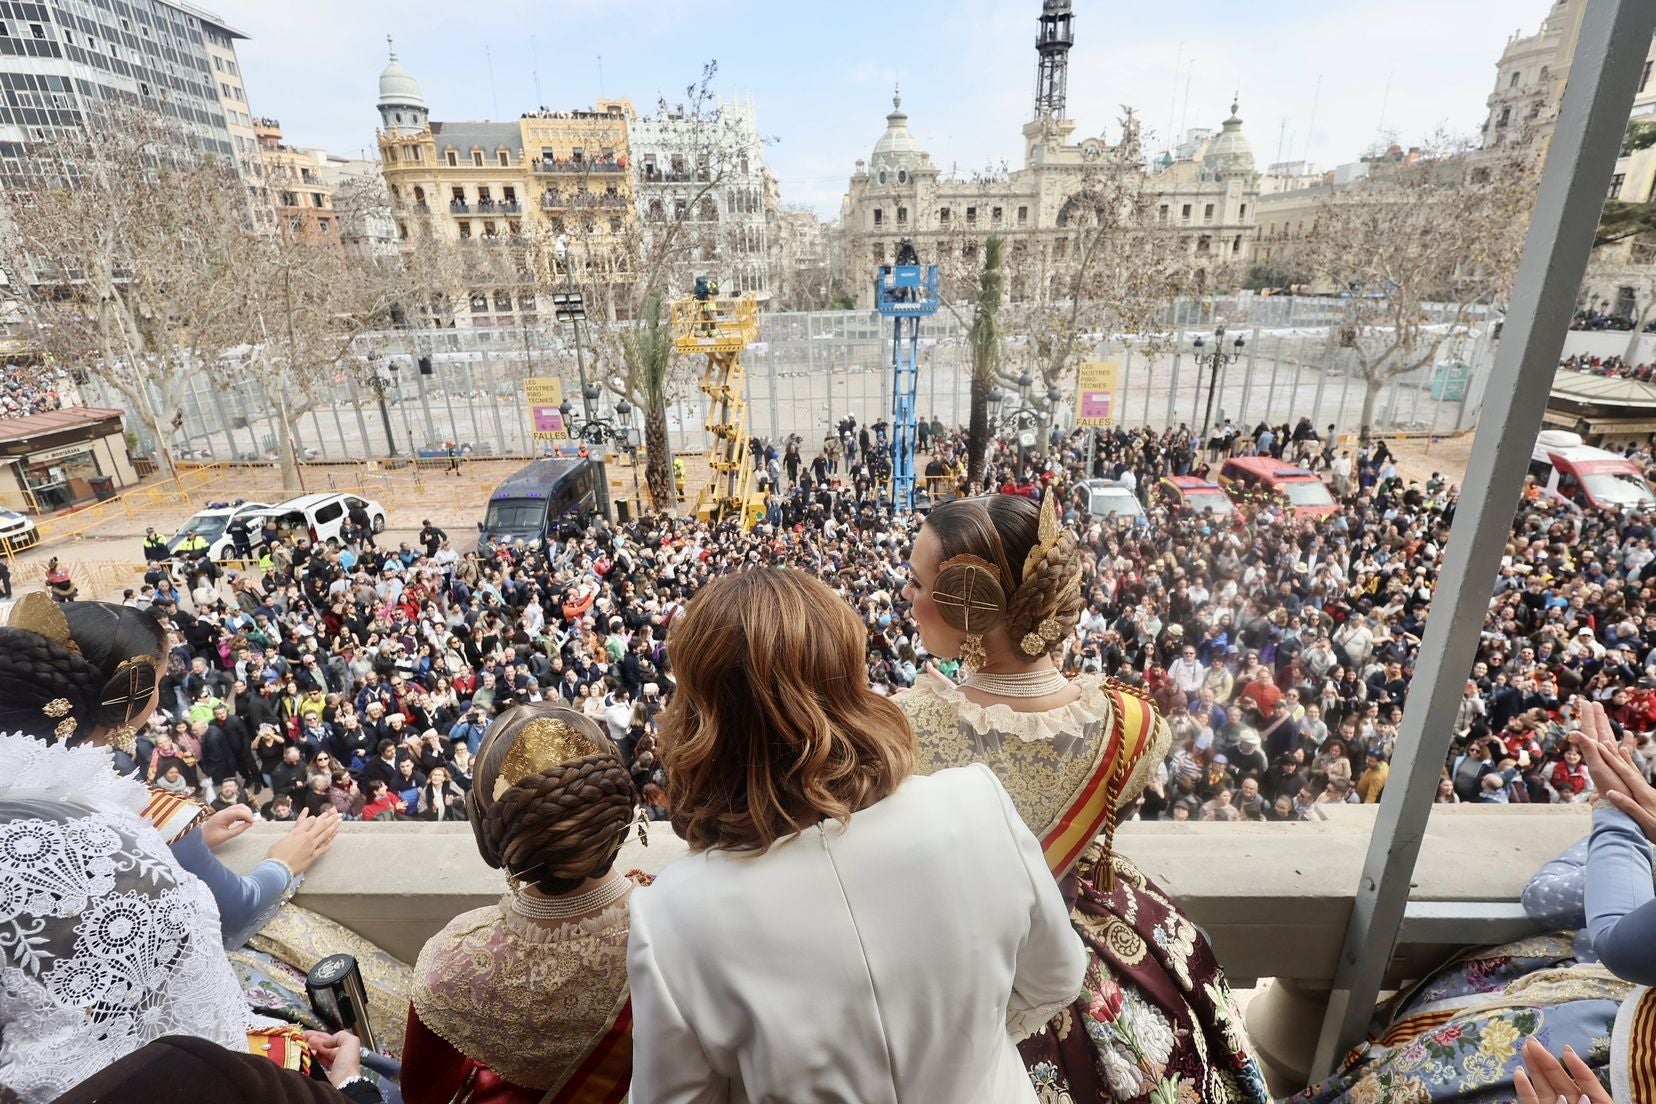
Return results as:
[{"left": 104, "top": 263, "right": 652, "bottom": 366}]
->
[
  {"left": 410, "top": 887, "right": 634, "bottom": 1091},
  {"left": 0, "top": 734, "right": 254, "bottom": 1104},
  {"left": 896, "top": 676, "right": 1169, "bottom": 856}
]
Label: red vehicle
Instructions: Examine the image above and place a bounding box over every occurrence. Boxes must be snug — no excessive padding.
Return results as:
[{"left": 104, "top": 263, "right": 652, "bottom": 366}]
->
[
  {"left": 1156, "top": 476, "right": 1235, "bottom": 519},
  {"left": 1217, "top": 457, "right": 1338, "bottom": 518},
  {"left": 1529, "top": 431, "right": 1656, "bottom": 513}
]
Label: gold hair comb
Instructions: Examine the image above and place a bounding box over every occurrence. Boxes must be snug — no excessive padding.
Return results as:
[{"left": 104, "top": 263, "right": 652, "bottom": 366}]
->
[{"left": 8, "top": 593, "right": 79, "bottom": 654}]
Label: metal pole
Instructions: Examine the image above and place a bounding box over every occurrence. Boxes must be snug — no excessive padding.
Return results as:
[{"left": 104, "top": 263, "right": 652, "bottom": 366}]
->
[
  {"left": 1238, "top": 333, "right": 1258, "bottom": 426},
  {"left": 1166, "top": 333, "right": 1183, "bottom": 429},
  {"left": 1309, "top": 0, "right": 1656, "bottom": 1076}
]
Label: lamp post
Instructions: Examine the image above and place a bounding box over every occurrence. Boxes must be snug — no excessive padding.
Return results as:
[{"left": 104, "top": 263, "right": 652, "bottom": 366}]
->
[
  {"left": 1193, "top": 325, "right": 1246, "bottom": 441},
  {"left": 559, "top": 396, "right": 632, "bottom": 518},
  {"left": 552, "top": 234, "right": 609, "bottom": 518},
  {"left": 992, "top": 371, "right": 1047, "bottom": 482},
  {"left": 368, "top": 358, "right": 399, "bottom": 458}
]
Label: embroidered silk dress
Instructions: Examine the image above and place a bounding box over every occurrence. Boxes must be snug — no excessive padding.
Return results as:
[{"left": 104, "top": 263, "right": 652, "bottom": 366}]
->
[
  {"left": 401, "top": 878, "right": 642, "bottom": 1104},
  {"left": 897, "top": 674, "right": 1272, "bottom": 1104}
]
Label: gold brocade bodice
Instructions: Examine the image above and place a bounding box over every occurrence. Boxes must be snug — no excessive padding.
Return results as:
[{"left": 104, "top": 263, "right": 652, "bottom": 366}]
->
[
  {"left": 895, "top": 674, "right": 1169, "bottom": 871},
  {"left": 410, "top": 893, "right": 632, "bottom": 1091}
]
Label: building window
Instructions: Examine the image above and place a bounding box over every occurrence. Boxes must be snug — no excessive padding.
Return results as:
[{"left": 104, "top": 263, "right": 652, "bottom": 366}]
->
[
  {"left": 1196, "top": 235, "right": 1211, "bottom": 253},
  {"left": 1239, "top": 203, "right": 1248, "bottom": 220},
  {"left": 1610, "top": 173, "right": 1626, "bottom": 199},
  {"left": 966, "top": 206, "right": 977, "bottom": 224},
  {"left": 873, "top": 208, "right": 883, "bottom": 227},
  {"left": 896, "top": 206, "right": 907, "bottom": 225},
  {"left": 409, "top": 146, "right": 422, "bottom": 163},
  {"left": 1158, "top": 204, "right": 1169, "bottom": 223},
  {"left": 1203, "top": 203, "right": 1215, "bottom": 222},
  {"left": 1643, "top": 61, "right": 1653, "bottom": 94},
  {"left": 397, "top": 221, "right": 408, "bottom": 240},
  {"left": 992, "top": 206, "right": 1003, "bottom": 223},
  {"left": 939, "top": 206, "right": 951, "bottom": 223},
  {"left": 1181, "top": 204, "right": 1192, "bottom": 222},
  {"left": 458, "top": 222, "right": 472, "bottom": 239},
  {"left": 1017, "top": 205, "right": 1028, "bottom": 226},
  {"left": 447, "top": 150, "right": 458, "bottom": 166},
  {"left": 1510, "top": 71, "right": 1521, "bottom": 89},
  {"left": 878, "top": 170, "right": 887, "bottom": 184},
  {"left": 499, "top": 150, "right": 510, "bottom": 166},
  {"left": 318, "top": 219, "right": 331, "bottom": 233},
  {"left": 29, "top": 23, "right": 44, "bottom": 39},
  {"left": 1498, "top": 106, "right": 1511, "bottom": 128},
  {"left": 898, "top": 169, "right": 908, "bottom": 184},
  {"left": 609, "top": 216, "right": 622, "bottom": 233},
  {"left": 1232, "top": 235, "right": 1242, "bottom": 254},
  {"left": 472, "top": 151, "right": 484, "bottom": 167}
]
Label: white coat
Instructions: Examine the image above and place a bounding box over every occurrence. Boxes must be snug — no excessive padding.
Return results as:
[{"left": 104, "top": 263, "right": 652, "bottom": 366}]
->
[{"left": 627, "top": 763, "right": 1085, "bottom": 1104}]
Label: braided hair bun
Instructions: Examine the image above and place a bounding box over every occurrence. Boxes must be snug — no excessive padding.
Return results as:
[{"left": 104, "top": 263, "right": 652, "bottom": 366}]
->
[
  {"left": 1004, "top": 528, "right": 1085, "bottom": 657},
  {"left": 466, "top": 704, "right": 636, "bottom": 896},
  {"left": 0, "top": 626, "right": 106, "bottom": 744}
]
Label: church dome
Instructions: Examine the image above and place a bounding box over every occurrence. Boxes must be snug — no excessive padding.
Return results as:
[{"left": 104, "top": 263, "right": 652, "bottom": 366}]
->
[
  {"left": 378, "top": 39, "right": 425, "bottom": 108},
  {"left": 1203, "top": 101, "right": 1254, "bottom": 176},
  {"left": 870, "top": 91, "right": 930, "bottom": 174}
]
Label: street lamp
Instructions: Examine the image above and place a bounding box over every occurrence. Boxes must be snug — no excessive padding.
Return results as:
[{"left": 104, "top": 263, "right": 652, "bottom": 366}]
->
[
  {"left": 1193, "top": 325, "right": 1246, "bottom": 441},
  {"left": 552, "top": 233, "right": 609, "bottom": 518},
  {"left": 367, "top": 358, "right": 399, "bottom": 457}
]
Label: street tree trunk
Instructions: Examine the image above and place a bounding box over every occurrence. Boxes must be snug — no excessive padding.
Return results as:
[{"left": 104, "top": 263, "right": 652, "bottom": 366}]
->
[
  {"left": 644, "top": 402, "right": 674, "bottom": 511},
  {"left": 1358, "top": 375, "right": 1383, "bottom": 445}
]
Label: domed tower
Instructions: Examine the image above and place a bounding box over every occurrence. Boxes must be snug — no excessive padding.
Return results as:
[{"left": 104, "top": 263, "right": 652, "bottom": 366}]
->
[
  {"left": 868, "top": 89, "right": 933, "bottom": 186},
  {"left": 377, "top": 36, "right": 427, "bottom": 136},
  {"left": 1203, "top": 100, "right": 1256, "bottom": 179}
]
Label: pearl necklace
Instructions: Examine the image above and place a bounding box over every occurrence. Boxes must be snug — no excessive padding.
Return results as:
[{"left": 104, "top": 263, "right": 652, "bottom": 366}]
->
[
  {"left": 963, "top": 667, "right": 1071, "bottom": 698},
  {"left": 509, "top": 874, "right": 631, "bottom": 921}
]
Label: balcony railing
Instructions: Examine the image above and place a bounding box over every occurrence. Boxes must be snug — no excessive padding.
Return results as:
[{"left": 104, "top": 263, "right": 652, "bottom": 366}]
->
[
  {"left": 532, "top": 158, "right": 625, "bottom": 175},
  {"left": 449, "top": 200, "right": 470, "bottom": 214},
  {"left": 543, "top": 192, "right": 628, "bottom": 209}
]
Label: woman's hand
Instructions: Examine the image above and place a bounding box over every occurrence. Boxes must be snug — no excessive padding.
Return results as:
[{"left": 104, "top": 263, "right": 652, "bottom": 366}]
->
[
  {"left": 264, "top": 808, "right": 341, "bottom": 876},
  {"left": 1574, "top": 702, "right": 1656, "bottom": 838},
  {"left": 200, "top": 804, "right": 255, "bottom": 850},
  {"left": 1514, "top": 1036, "right": 1610, "bottom": 1104},
  {"left": 301, "top": 1029, "right": 364, "bottom": 1088}
]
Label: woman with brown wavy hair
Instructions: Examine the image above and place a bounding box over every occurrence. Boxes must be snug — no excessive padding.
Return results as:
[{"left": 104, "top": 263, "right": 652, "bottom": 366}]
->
[
  {"left": 897, "top": 491, "right": 1270, "bottom": 1104},
  {"left": 629, "top": 567, "right": 1083, "bottom": 1104},
  {"left": 401, "top": 703, "right": 640, "bottom": 1104}
]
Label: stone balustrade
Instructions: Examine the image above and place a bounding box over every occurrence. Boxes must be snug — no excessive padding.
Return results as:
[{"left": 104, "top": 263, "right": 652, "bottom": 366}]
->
[{"left": 218, "top": 802, "right": 1592, "bottom": 1094}]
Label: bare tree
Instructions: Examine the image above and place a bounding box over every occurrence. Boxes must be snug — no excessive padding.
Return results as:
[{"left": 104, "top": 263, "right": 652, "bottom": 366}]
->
[
  {"left": 1305, "top": 136, "right": 1536, "bottom": 440},
  {"left": 1, "top": 102, "right": 257, "bottom": 474}
]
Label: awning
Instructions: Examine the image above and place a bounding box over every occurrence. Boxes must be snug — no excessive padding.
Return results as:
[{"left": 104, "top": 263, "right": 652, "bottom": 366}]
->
[{"left": 1550, "top": 368, "right": 1656, "bottom": 409}]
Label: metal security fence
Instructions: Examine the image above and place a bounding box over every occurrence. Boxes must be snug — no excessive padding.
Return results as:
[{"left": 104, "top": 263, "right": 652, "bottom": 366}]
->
[{"left": 92, "top": 296, "right": 1497, "bottom": 466}]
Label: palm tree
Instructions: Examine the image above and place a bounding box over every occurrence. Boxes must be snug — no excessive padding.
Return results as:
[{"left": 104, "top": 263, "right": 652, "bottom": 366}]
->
[
  {"left": 966, "top": 236, "right": 1005, "bottom": 485},
  {"left": 619, "top": 293, "right": 677, "bottom": 508}
]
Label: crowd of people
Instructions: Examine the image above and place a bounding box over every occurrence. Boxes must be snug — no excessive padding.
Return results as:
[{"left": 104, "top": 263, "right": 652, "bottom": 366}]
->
[
  {"left": 0, "top": 365, "right": 63, "bottom": 418},
  {"left": 1559, "top": 350, "right": 1656, "bottom": 382},
  {"left": 104, "top": 409, "right": 1656, "bottom": 843},
  {"left": 7, "top": 395, "right": 1656, "bottom": 1103},
  {"left": 1570, "top": 308, "right": 1656, "bottom": 333}
]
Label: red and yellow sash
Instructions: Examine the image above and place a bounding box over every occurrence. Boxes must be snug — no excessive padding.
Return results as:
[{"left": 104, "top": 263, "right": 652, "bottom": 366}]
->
[
  {"left": 1040, "top": 683, "right": 1158, "bottom": 881},
  {"left": 140, "top": 786, "right": 211, "bottom": 844},
  {"left": 540, "top": 999, "right": 632, "bottom": 1104}
]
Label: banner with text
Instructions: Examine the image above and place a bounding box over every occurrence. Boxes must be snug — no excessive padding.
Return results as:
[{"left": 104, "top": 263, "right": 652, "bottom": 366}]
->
[
  {"left": 524, "top": 377, "right": 568, "bottom": 443},
  {"left": 1075, "top": 362, "right": 1120, "bottom": 428}
]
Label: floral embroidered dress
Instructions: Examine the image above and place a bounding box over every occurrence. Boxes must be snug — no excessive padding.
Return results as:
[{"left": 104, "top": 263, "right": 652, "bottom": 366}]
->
[
  {"left": 1293, "top": 932, "right": 1642, "bottom": 1104},
  {"left": 400, "top": 877, "right": 643, "bottom": 1104},
  {"left": 897, "top": 676, "right": 1271, "bottom": 1104}
]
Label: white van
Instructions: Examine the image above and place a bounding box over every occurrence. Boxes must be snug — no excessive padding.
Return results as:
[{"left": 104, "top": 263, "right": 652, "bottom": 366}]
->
[{"left": 261, "top": 493, "right": 386, "bottom": 547}]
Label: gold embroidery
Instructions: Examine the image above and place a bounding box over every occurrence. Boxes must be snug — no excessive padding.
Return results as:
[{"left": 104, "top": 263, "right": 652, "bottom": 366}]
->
[
  {"left": 410, "top": 897, "right": 632, "bottom": 1089},
  {"left": 1100, "top": 917, "right": 1148, "bottom": 966},
  {"left": 494, "top": 718, "right": 603, "bottom": 800}
]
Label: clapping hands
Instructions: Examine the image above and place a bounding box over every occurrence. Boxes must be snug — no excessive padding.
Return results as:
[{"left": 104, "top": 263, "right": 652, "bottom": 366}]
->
[{"left": 1572, "top": 701, "right": 1656, "bottom": 840}]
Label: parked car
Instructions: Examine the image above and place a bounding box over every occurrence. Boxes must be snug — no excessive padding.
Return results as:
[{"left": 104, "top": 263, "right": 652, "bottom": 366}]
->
[
  {"left": 1156, "top": 476, "right": 1235, "bottom": 519},
  {"left": 0, "top": 507, "right": 39, "bottom": 552},
  {"left": 167, "top": 501, "right": 271, "bottom": 560},
  {"left": 1218, "top": 458, "right": 1338, "bottom": 518},
  {"left": 1077, "top": 479, "right": 1146, "bottom": 523},
  {"left": 262, "top": 492, "right": 386, "bottom": 548}
]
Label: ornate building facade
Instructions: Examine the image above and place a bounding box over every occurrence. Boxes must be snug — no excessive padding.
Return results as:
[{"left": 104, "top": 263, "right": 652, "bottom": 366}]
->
[
  {"left": 838, "top": 1, "right": 1259, "bottom": 307},
  {"left": 373, "top": 41, "right": 637, "bottom": 326}
]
